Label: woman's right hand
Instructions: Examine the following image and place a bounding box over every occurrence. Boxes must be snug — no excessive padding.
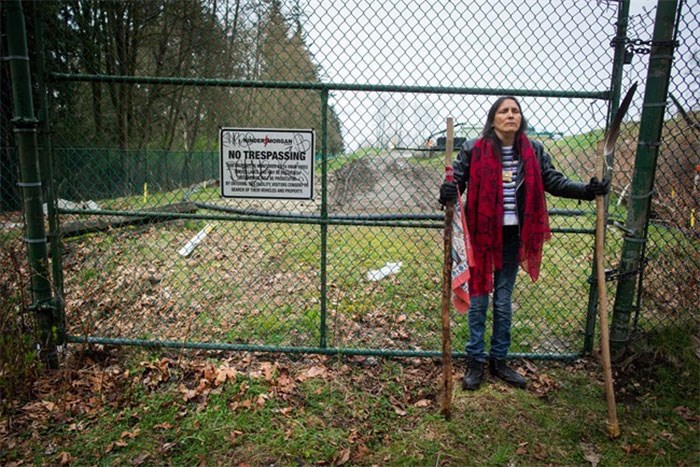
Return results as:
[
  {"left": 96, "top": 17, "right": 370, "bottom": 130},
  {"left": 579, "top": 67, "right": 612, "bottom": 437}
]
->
[{"left": 439, "top": 181, "right": 458, "bottom": 205}]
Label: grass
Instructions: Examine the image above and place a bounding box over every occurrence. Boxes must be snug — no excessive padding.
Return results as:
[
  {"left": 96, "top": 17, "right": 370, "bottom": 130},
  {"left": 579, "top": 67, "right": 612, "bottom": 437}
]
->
[
  {"left": 2, "top": 323, "right": 698, "bottom": 465},
  {"left": 229, "top": 305, "right": 322, "bottom": 346},
  {"left": 553, "top": 128, "right": 606, "bottom": 152}
]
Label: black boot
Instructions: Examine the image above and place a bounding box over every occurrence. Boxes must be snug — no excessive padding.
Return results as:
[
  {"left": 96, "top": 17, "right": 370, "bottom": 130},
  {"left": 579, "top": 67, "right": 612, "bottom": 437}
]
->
[
  {"left": 489, "top": 358, "right": 527, "bottom": 388},
  {"left": 462, "top": 359, "right": 485, "bottom": 391}
]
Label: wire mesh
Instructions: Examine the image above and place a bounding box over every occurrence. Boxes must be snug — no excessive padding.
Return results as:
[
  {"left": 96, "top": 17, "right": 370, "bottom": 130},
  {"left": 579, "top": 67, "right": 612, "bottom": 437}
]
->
[{"left": 0, "top": 0, "right": 697, "bottom": 359}]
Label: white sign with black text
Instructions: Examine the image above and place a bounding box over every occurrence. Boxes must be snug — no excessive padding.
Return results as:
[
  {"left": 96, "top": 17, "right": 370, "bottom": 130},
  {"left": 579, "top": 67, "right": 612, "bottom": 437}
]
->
[{"left": 220, "top": 128, "right": 315, "bottom": 200}]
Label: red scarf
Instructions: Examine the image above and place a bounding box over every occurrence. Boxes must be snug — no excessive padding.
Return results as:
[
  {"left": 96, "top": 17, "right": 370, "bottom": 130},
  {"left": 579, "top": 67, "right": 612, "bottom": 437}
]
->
[{"left": 466, "top": 133, "right": 551, "bottom": 296}]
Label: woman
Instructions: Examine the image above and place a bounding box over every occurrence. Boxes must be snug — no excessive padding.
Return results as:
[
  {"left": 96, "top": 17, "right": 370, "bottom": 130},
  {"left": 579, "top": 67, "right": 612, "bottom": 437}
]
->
[{"left": 439, "top": 96, "right": 609, "bottom": 390}]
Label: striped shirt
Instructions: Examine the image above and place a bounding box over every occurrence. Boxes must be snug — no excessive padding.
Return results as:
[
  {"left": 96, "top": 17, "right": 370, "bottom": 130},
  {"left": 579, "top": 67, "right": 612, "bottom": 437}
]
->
[{"left": 502, "top": 146, "right": 519, "bottom": 225}]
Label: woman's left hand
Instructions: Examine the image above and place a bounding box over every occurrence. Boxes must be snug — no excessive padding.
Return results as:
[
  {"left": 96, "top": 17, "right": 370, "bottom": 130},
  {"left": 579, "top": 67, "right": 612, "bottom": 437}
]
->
[{"left": 586, "top": 177, "right": 611, "bottom": 196}]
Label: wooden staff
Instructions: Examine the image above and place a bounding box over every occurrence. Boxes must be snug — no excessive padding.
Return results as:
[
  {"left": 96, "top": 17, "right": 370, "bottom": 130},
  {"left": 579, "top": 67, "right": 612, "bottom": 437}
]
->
[
  {"left": 594, "top": 151, "right": 620, "bottom": 439},
  {"left": 440, "top": 117, "right": 455, "bottom": 420},
  {"left": 595, "top": 82, "right": 637, "bottom": 438}
]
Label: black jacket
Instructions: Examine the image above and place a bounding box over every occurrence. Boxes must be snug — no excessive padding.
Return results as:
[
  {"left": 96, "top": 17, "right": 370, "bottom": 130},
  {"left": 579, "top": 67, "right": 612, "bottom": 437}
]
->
[{"left": 453, "top": 137, "right": 593, "bottom": 222}]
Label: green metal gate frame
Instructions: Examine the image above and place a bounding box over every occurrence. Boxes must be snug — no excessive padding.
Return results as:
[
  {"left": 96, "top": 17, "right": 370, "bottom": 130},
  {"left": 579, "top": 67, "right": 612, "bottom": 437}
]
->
[{"left": 52, "top": 78, "right": 608, "bottom": 360}]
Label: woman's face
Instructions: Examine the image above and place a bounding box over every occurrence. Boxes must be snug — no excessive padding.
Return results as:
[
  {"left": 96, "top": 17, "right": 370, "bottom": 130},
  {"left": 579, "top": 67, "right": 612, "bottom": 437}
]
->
[{"left": 493, "top": 99, "right": 522, "bottom": 140}]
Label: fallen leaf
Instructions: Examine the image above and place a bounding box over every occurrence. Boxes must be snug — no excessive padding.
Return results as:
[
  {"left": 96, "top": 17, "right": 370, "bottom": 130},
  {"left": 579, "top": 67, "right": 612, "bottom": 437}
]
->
[
  {"left": 335, "top": 448, "right": 351, "bottom": 465},
  {"left": 276, "top": 369, "right": 296, "bottom": 392},
  {"left": 260, "top": 362, "right": 276, "bottom": 381},
  {"left": 580, "top": 442, "right": 600, "bottom": 467},
  {"left": 203, "top": 364, "right": 217, "bottom": 384},
  {"left": 621, "top": 443, "right": 645, "bottom": 454},
  {"left": 523, "top": 360, "right": 538, "bottom": 373},
  {"left": 42, "top": 400, "right": 57, "bottom": 411},
  {"left": 347, "top": 429, "right": 359, "bottom": 443},
  {"left": 274, "top": 406, "right": 293, "bottom": 416},
  {"left": 216, "top": 366, "right": 237, "bottom": 386},
  {"left": 120, "top": 428, "right": 141, "bottom": 439},
  {"left": 179, "top": 384, "right": 197, "bottom": 402},
  {"left": 413, "top": 399, "right": 431, "bottom": 407},
  {"left": 298, "top": 365, "right": 326, "bottom": 380},
  {"left": 131, "top": 453, "right": 150, "bottom": 465},
  {"left": 353, "top": 444, "right": 370, "bottom": 462},
  {"left": 59, "top": 451, "right": 73, "bottom": 465},
  {"left": 68, "top": 422, "right": 84, "bottom": 432},
  {"left": 533, "top": 443, "right": 547, "bottom": 461},
  {"left": 160, "top": 442, "right": 177, "bottom": 453},
  {"left": 230, "top": 430, "right": 244, "bottom": 443},
  {"left": 255, "top": 393, "right": 269, "bottom": 408},
  {"left": 516, "top": 441, "right": 528, "bottom": 455}
]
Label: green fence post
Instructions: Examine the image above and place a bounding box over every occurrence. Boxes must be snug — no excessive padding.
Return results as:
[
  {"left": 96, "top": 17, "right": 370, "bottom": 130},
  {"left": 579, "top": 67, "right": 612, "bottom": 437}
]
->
[
  {"left": 319, "top": 88, "right": 329, "bottom": 348},
  {"left": 610, "top": 0, "right": 681, "bottom": 354},
  {"left": 33, "top": 0, "right": 65, "bottom": 344},
  {"left": 6, "top": 0, "right": 59, "bottom": 367},
  {"left": 583, "top": 0, "right": 631, "bottom": 354}
]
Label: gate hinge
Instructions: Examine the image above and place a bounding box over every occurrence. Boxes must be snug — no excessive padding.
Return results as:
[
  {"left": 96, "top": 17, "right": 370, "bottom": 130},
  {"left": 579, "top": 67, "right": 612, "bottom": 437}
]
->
[{"left": 587, "top": 257, "right": 649, "bottom": 284}]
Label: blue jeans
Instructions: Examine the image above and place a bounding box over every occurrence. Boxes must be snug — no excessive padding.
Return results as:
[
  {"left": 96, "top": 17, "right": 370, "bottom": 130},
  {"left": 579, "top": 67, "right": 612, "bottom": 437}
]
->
[{"left": 466, "top": 228, "right": 520, "bottom": 362}]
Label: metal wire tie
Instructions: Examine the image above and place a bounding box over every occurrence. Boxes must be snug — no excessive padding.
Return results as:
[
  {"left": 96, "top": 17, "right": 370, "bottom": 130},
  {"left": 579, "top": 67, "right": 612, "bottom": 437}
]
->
[
  {"left": 622, "top": 236, "right": 647, "bottom": 244},
  {"left": 610, "top": 334, "right": 632, "bottom": 344},
  {"left": 629, "top": 190, "right": 655, "bottom": 199},
  {"left": 1, "top": 55, "right": 29, "bottom": 61},
  {"left": 587, "top": 258, "right": 648, "bottom": 283},
  {"left": 24, "top": 237, "right": 48, "bottom": 244},
  {"left": 17, "top": 181, "right": 42, "bottom": 187},
  {"left": 613, "top": 303, "right": 638, "bottom": 313},
  {"left": 612, "top": 221, "right": 635, "bottom": 235}
]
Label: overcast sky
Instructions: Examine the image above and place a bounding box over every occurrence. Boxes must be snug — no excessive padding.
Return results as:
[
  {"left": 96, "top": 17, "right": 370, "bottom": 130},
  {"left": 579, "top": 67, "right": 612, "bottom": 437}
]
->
[{"left": 300, "top": 0, "right": 697, "bottom": 151}]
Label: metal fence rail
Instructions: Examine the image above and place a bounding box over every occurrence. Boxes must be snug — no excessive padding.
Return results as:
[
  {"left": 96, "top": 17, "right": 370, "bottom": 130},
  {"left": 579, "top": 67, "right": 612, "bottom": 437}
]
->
[{"left": 1, "top": 0, "right": 697, "bottom": 362}]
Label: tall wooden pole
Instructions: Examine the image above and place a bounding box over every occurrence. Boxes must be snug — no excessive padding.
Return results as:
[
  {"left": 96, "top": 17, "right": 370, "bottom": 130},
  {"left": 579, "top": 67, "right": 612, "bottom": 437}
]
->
[
  {"left": 439, "top": 118, "right": 455, "bottom": 420},
  {"left": 595, "top": 82, "right": 637, "bottom": 438},
  {"left": 595, "top": 161, "right": 620, "bottom": 438}
]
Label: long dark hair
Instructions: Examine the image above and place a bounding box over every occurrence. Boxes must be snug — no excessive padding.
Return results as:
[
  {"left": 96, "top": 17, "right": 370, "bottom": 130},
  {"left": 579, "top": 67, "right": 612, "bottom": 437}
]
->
[{"left": 481, "top": 96, "right": 529, "bottom": 141}]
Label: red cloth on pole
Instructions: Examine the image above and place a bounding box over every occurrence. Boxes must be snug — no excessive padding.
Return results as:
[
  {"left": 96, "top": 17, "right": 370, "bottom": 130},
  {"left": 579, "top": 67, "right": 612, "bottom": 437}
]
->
[{"left": 451, "top": 186, "right": 474, "bottom": 313}]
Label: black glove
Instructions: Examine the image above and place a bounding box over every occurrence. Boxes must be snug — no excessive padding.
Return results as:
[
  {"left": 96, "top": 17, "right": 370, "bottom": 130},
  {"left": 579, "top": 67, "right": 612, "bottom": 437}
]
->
[
  {"left": 439, "top": 181, "right": 458, "bottom": 205},
  {"left": 586, "top": 176, "right": 611, "bottom": 196}
]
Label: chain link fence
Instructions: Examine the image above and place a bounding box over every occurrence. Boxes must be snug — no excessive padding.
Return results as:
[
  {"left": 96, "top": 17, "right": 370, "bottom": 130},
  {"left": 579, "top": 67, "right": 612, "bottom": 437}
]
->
[{"left": 1, "top": 0, "right": 697, "bottom": 359}]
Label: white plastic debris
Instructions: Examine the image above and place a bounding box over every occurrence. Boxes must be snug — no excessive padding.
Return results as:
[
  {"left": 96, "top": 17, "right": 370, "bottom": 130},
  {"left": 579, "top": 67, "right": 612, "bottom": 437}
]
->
[
  {"left": 43, "top": 198, "right": 101, "bottom": 214},
  {"left": 178, "top": 224, "right": 214, "bottom": 257},
  {"left": 366, "top": 261, "right": 402, "bottom": 281}
]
